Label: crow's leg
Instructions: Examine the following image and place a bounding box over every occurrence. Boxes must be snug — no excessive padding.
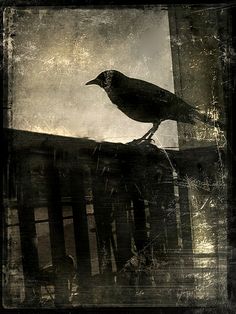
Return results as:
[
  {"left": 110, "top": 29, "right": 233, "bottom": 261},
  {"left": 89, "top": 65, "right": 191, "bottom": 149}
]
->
[
  {"left": 139, "top": 126, "right": 155, "bottom": 140},
  {"left": 137, "top": 123, "right": 159, "bottom": 142},
  {"left": 144, "top": 123, "right": 159, "bottom": 141},
  {"left": 129, "top": 123, "right": 160, "bottom": 145}
]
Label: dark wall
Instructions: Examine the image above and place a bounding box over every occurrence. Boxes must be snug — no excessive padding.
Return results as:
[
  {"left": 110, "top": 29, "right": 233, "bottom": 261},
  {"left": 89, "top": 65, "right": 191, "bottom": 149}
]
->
[{"left": 169, "top": 5, "right": 228, "bottom": 149}]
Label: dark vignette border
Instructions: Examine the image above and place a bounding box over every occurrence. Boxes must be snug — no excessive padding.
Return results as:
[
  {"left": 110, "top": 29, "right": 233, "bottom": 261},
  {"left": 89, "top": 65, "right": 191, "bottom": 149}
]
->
[{"left": 1, "top": 1, "right": 236, "bottom": 314}]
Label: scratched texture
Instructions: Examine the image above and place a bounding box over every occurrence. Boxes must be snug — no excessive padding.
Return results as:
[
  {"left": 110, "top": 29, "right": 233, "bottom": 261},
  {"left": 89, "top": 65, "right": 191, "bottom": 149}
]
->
[
  {"left": 2, "top": 4, "right": 233, "bottom": 311},
  {"left": 4, "top": 6, "right": 179, "bottom": 148}
]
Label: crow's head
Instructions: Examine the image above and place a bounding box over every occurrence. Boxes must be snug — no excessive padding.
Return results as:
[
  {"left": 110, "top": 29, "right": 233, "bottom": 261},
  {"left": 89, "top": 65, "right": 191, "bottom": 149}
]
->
[{"left": 86, "top": 70, "right": 123, "bottom": 90}]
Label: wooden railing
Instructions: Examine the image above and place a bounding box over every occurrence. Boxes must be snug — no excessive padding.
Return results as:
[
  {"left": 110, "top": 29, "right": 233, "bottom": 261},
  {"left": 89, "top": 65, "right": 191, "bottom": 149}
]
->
[{"left": 3, "top": 128, "right": 227, "bottom": 307}]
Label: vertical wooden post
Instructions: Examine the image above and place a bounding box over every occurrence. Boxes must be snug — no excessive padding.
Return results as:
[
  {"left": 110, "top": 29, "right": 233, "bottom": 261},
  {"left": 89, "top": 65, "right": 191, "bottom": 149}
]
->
[
  {"left": 70, "top": 168, "right": 91, "bottom": 287},
  {"left": 148, "top": 191, "right": 167, "bottom": 253},
  {"left": 92, "top": 176, "right": 113, "bottom": 279},
  {"left": 132, "top": 195, "right": 147, "bottom": 253},
  {"left": 163, "top": 170, "right": 179, "bottom": 250},
  {"left": 132, "top": 192, "right": 152, "bottom": 288},
  {"left": 17, "top": 154, "right": 41, "bottom": 305},
  {"left": 91, "top": 173, "right": 115, "bottom": 304},
  {"left": 114, "top": 195, "right": 132, "bottom": 271},
  {"left": 178, "top": 177, "right": 193, "bottom": 266},
  {"left": 45, "top": 156, "right": 68, "bottom": 306},
  {"left": 168, "top": 6, "right": 226, "bottom": 149}
]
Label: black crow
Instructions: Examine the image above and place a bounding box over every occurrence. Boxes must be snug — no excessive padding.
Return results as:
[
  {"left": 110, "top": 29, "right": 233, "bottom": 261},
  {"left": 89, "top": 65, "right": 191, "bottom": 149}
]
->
[{"left": 86, "top": 70, "right": 224, "bottom": 143}]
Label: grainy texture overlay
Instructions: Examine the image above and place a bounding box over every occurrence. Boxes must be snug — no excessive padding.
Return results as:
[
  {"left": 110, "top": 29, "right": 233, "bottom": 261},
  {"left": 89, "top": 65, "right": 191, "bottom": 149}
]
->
[
  {"left": 4, "top": 7, "right": 178, "bottom": 147},
  {"left": 2, "top": 3, "right": 235, "bottom": 312}
]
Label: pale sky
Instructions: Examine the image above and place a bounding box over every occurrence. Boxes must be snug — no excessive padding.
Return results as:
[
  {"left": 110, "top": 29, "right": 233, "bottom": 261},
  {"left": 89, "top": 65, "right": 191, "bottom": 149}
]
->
[{"left": 6, "top": 7, "right": 179, "bottom": 148}]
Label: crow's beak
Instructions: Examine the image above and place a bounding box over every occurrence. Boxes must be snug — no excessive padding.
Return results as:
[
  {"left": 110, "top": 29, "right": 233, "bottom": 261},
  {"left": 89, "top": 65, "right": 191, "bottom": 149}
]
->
[{"left": 85, "top": 78, "right": 98, "bottom": 86}]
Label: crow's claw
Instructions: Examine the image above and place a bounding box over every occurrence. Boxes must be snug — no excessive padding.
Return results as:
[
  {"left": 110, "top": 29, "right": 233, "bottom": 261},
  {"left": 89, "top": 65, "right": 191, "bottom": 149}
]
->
[
  {"left": 127, "top": 139, "right": 142, "bottom": 146},
  {"left": 146, "top": 138, "right": 155, "bottom": 144},
  {"left": 127, "top": 137, "right": 155, "bottom": 146}
]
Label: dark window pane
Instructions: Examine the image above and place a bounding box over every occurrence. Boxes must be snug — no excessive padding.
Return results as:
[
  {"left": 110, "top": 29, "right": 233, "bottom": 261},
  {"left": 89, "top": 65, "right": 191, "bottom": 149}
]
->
[
  {"left": 62, "top": 206, "right": 73, "bottom": 218},
  {"left": 34, "top": 207, "right": 48, "bottom": 221}
]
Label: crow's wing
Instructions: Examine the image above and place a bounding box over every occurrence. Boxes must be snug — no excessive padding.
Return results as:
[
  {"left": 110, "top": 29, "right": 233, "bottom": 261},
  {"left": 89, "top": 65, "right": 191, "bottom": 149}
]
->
[
  {"left": 114, "top": 77, "right": 195, "bottom": 123},
  {"left": 114, "top": 76, "right": 224, "bottom": 128},
  {"left": 121, "top": 78, "right": 173, "bottom": 106}
]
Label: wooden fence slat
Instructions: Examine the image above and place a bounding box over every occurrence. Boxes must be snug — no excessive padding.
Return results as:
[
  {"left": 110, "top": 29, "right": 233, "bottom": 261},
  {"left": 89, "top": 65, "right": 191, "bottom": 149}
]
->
[
  {"left": 17, "top": 157, "right": 41, "bottom": 305},
  {"left": 70, "top": 168, "right": 91, "bottom": 284},
  {"left": 45, "top": 160, "right": 68, "bottom": 306}
]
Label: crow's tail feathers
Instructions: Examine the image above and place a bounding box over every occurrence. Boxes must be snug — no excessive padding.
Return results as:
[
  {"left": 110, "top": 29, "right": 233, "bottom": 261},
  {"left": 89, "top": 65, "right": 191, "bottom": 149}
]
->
[{"left": 194, "top": 110, "right": 226, "bottom": 131}]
